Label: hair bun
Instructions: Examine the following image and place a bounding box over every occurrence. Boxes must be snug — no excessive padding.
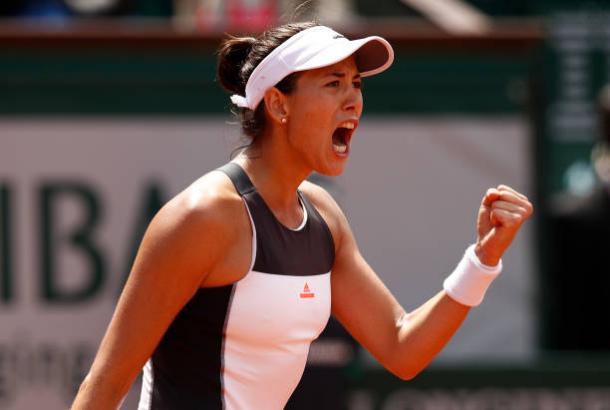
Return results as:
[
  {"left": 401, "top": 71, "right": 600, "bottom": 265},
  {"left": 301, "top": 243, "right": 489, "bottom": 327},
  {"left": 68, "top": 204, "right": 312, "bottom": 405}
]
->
[{"left": 217, "top": 36, "right": 257, "bottom": 96}]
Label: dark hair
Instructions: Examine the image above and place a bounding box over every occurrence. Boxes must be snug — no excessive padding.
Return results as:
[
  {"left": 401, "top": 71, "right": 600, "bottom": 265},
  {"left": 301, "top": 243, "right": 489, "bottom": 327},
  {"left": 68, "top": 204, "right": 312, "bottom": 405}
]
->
[{"left": 217, "top": 21, "right": 319, "bottom": 143}]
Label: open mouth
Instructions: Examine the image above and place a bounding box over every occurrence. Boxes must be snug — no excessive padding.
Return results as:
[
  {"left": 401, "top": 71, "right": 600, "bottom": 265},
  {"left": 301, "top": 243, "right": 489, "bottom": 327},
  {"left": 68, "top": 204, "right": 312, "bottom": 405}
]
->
[{"left": 332, "top": 122, "right": 356, "bottom": 155}]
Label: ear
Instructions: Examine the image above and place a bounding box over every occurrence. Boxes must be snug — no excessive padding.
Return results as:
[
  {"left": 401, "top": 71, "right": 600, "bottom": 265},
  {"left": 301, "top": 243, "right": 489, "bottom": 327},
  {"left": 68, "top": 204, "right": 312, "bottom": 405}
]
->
[{"left": 262, "top": 87, "right": 289, "bottom": 125}]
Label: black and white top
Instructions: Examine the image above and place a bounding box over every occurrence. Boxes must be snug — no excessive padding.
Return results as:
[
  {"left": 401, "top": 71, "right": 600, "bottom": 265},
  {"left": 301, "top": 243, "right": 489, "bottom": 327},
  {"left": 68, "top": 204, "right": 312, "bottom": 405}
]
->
[{"left": 138, "top": 163, "right": 335, "bottom": 409}]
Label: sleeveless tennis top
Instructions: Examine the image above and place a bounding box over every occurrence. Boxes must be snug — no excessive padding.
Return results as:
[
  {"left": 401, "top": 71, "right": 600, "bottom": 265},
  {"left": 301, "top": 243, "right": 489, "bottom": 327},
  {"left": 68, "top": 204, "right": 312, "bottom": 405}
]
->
[{"left": 137, "top": 163, "right": 335, "bottom": 410}]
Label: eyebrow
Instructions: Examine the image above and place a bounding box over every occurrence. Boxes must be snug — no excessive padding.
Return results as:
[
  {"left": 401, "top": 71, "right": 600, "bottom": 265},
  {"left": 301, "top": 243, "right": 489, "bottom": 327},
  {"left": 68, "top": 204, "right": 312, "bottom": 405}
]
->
[{"left": 327, "top": 72, "right": 362, "bottom": 79}]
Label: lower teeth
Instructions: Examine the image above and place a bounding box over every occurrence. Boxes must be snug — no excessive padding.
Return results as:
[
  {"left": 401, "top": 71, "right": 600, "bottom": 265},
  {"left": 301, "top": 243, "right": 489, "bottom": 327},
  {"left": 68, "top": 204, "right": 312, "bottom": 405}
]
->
[{"left": 333, "top": 143, "right": 347, "bottom": 153}]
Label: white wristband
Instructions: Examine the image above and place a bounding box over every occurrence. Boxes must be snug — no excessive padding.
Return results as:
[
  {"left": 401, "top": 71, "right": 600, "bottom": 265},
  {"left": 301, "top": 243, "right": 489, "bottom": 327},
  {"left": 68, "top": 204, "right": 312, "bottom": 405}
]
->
[{"left": 443, "top": 244, "right": 503, "bottom": 307}]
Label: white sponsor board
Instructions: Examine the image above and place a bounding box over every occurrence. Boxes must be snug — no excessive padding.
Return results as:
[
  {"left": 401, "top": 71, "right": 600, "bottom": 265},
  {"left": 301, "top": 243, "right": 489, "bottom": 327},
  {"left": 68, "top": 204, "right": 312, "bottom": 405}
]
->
[{"left": 0, "top": 117, "right": 534, "bottom": 409}]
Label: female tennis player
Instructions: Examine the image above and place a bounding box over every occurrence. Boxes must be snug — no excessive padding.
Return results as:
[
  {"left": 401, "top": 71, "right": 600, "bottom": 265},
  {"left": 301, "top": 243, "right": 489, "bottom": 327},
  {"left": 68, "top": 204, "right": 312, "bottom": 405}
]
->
[{"left": 71, "top": 21, "right": 533, "bottom": 410}]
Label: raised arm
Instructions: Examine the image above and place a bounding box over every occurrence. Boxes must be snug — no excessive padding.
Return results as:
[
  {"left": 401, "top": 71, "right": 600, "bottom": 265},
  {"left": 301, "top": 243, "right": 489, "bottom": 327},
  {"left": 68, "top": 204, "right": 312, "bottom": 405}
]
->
[
  {"left": 71, "top": 173, "right": 247, "bottom": 409},
  {"left": 305, "top": 183, "right": 532, "bottom": 380}
]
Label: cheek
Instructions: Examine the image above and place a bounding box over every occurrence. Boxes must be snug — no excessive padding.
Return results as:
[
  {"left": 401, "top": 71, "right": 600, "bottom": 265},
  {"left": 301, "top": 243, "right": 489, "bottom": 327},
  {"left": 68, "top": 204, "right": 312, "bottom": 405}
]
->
[
  {"left": 292, "top": 102, "right": 335, "bottom": 136},
  {"left": 287, "top": 91, "right": 338, "bottom": 153},
  {"left": 306, "top": 93, "right": 336, "bottom": 121}
]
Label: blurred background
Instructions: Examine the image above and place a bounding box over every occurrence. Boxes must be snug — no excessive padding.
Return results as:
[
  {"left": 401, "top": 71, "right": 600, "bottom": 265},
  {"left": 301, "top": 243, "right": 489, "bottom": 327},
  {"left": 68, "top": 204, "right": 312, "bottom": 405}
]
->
[{"left": 1, "top": 0, "right": 610, "bottom": 409}]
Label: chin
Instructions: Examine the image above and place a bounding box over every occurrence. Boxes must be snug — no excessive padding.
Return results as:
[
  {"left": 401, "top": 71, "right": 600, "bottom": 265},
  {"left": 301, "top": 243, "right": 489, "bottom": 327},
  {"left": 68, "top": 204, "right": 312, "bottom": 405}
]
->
[{"left": 316, "top": 164, "right": 346, "bottom": 177}]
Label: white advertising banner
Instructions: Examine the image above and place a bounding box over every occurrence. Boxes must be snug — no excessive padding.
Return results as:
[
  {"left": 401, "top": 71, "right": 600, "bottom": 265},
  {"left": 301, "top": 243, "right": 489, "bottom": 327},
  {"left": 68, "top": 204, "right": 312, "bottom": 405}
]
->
[{"left": 0, "top": 116, "right": 534, "bottom": 409}]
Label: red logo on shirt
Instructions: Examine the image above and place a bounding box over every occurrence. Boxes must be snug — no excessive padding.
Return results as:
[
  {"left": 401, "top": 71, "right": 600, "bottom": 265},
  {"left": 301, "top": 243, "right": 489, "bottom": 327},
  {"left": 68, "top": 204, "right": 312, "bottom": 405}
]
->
[{"left": 300, "top": 283, "right": 315, "bottom": 299}]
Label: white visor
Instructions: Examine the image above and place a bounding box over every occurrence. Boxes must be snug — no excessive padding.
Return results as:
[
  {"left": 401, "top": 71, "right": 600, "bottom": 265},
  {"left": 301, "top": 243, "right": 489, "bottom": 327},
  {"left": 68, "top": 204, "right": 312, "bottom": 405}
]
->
[{"left": 230, "top": 25, "right": 394, "bottom": 110}]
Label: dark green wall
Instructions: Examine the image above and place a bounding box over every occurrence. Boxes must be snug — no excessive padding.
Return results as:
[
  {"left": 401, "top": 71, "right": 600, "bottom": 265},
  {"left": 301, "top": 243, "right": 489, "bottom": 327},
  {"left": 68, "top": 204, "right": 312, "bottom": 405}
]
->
[{"left": 0, "top": 47, "right": 534, "bottom": 115}]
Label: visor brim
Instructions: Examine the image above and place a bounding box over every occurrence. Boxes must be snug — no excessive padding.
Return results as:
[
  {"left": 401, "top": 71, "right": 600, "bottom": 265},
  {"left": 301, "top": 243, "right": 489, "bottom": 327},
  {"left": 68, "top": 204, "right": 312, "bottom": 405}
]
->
[{"left": 294, "top": 36, "right": 394, "bottom": 77}]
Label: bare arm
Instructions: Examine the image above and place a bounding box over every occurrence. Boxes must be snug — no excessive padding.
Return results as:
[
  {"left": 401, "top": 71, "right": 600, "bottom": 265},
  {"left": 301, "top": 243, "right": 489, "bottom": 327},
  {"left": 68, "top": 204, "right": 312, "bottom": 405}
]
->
[
  {"left": 71, "top": 174, "right": 246, "bottom": 409},
  {"left": 306, "top": 183, "right": 532, "bottom": 380},
  {"left": 330, "top": 215, "right": 470, "bottom": 380}
]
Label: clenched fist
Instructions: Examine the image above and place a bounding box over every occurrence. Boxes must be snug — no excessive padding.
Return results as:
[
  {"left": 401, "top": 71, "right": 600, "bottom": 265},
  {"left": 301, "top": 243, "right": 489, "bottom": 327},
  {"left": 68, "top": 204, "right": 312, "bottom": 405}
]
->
[{"left": 475, "top": 185, "right": 533, "bottom": 266}]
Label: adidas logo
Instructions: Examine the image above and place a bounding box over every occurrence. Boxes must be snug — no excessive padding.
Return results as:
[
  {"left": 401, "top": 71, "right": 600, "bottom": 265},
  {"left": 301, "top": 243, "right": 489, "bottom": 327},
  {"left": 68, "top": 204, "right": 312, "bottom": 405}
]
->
[{"left": 299, "top": 283, "right": 315, "bottom": 299}]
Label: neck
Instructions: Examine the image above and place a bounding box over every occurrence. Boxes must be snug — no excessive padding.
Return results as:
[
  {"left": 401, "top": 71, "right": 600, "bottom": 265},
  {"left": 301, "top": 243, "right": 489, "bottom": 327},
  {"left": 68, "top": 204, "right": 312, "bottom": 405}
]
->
[{"left": 235, "top": 130, "right": 311, "bottom": 211}]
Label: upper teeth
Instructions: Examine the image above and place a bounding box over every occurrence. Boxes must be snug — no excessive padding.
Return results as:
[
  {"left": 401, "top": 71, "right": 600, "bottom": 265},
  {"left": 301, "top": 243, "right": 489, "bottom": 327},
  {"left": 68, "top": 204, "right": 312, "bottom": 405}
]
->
[{"left": 339, "top": 122, "right": 355, "bottom": 129}]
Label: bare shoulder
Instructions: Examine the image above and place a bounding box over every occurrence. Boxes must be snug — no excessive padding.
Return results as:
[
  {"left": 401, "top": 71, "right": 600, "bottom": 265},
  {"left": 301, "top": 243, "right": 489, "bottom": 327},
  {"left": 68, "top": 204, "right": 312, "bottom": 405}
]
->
[
  {"left": 298, "top": 180, "right": 349, "bottom": 248},
  {"left": 137, "top": 169, "right": 249, "bottom": 286},
  {"left": 175, "top": 169, "right": 245, "bottom": 229},
  {"left": 298, "top": 180, "right": 339, "bottom": 213},
  {"left": 151, "top": 169, "right": 245, "bottom": 232}
]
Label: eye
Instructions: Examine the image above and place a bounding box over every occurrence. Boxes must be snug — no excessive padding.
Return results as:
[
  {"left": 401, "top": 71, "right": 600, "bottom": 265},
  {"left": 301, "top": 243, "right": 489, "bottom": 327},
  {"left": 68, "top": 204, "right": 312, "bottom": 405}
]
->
[
  {"left": 326, "top": 80, "right": 340, "bottom": 87},
  {"left": 353, "top": 80, "right": 362, "bottom": 89}
]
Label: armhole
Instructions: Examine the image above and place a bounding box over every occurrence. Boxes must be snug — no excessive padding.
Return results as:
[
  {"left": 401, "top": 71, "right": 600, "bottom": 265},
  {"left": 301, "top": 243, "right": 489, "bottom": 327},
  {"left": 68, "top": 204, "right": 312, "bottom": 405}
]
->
[{"left": 241, "top": 198, "right": 257, "bottom": 273}]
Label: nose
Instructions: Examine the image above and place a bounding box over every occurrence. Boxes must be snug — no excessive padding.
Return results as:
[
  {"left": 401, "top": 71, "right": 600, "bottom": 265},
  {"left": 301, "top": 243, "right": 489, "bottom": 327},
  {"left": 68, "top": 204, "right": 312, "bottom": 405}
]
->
[{"left": 343, "top": 87, "right": 363, "bottom": 115}]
